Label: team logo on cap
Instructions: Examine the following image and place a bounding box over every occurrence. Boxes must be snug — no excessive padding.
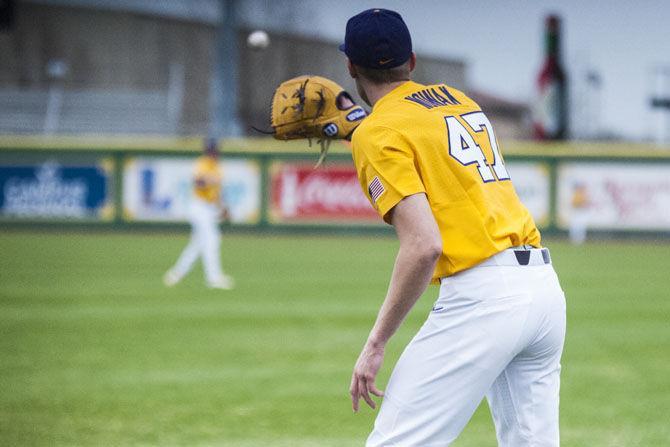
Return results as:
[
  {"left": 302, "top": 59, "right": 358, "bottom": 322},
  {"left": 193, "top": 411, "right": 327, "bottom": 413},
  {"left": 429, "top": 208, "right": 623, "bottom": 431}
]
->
[
  {"left": 346, "top": 108, "right": 366, "bottom": 122},
  {"left": 322, "top": 123, "right": 339, "bottom": 137}
]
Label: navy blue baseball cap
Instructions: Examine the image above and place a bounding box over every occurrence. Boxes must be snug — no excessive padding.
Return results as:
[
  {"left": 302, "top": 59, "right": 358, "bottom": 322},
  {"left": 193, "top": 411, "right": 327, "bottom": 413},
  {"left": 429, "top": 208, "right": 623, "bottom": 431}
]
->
[{"left": 339, "top": 8, "right": 412, "bottom": 69}]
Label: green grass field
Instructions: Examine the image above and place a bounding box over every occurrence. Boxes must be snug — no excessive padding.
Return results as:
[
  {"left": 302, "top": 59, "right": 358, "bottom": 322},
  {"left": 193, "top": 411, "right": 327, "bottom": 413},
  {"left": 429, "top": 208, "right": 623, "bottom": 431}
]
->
[{"left": 1, "top": 231, "right": 669, "bottom": 446}]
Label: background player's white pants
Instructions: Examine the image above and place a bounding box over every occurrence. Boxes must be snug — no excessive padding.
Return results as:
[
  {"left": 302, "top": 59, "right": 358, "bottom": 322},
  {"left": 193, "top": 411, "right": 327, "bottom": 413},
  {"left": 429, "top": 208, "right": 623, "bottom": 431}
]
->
[
  {"left": 569, "top": 210, "right": 588, "bottom": 245},
  {"left": 171, "top": 198, "right": 224, "bottom": 284},
  {"left": 367, "top": 249, "right": 566, "bottom": 447}
]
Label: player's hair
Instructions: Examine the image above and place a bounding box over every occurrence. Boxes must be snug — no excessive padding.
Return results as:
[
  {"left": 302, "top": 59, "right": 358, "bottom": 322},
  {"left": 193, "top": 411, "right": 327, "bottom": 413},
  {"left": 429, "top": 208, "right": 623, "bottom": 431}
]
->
[{"left": 354, "top": 60, "right": 411, "bottom": 85}]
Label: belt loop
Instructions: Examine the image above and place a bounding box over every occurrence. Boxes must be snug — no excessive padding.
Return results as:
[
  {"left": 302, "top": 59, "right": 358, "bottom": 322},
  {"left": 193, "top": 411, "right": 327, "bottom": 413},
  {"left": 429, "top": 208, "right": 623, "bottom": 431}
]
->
[{"left": 513, "top": 250, "right": 531, "bottom": 265}]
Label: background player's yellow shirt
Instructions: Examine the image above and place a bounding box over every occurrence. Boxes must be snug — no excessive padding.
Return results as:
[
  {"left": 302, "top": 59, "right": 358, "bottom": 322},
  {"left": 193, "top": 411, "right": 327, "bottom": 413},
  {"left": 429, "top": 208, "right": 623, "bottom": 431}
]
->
[
  {"left": 352, "top": 81, "right": 541, "bottom": 281},
  {"left": 193, "top": 156, "right": 222, "bottom": 204}
]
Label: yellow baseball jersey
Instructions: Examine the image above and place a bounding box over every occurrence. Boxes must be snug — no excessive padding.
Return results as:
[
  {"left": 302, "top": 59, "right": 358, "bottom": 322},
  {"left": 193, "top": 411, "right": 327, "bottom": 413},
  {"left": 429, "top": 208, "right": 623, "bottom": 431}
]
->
[
  {"left": 351, "top": 81, "right": 541, "bottom": 282},
  {"left": 193, "top": 156, "right": 222, "bottom": 204},
  {"left": 571, "top": 187, "right": 588, "bottom": 209}
]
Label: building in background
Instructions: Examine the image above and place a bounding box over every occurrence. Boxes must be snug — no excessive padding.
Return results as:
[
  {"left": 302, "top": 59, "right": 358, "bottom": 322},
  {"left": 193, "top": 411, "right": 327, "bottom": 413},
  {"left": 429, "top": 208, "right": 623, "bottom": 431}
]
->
[
  {"left": 0, "top": 0, "right": 528, "bottom": 139},
  {"left": 0, "top": 0, "right": 215, "bottom": 135},
  {"left": 469, "top": 91, "right": 531, "bottom": 141}
]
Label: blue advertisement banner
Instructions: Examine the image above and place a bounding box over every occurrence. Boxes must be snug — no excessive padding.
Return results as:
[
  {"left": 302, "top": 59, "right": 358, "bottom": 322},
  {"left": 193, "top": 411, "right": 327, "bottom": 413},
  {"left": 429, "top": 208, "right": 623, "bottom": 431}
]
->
[{"left": 0, "top": 159, "right": 113, "bottom": 220}]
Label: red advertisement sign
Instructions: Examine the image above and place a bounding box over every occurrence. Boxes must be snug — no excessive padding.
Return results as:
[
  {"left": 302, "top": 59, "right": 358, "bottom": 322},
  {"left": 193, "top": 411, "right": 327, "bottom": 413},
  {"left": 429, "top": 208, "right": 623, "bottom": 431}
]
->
[{"left": 270, "top": 162, "right": 380, "bottom": 223}]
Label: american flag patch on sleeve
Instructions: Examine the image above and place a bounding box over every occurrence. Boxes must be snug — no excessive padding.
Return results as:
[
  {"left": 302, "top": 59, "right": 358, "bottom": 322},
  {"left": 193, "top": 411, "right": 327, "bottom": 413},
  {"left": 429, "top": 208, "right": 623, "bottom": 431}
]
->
[{"left": 368, "top": 176, "right": 385, "bottom": 203}]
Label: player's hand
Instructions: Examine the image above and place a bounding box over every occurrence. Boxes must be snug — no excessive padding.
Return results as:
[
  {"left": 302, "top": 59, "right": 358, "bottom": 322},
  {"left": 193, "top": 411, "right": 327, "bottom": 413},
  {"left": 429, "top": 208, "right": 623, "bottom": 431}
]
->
[{"left": 350, "top": 342, "right": 385, "bottom": 412}]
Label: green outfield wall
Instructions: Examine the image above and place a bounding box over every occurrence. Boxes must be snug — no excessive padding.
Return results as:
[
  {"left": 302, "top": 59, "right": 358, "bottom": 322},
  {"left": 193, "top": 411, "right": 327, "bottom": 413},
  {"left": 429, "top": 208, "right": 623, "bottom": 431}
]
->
[{"left": 2, "top": 135, "right": 670, "bottom": 235}]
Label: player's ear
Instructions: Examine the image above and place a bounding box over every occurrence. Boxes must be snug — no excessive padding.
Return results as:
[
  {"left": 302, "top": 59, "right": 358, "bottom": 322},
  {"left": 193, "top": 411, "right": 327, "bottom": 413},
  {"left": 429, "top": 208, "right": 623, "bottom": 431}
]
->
[
  {"left": 408, "top": 53, "right": 417, "bottom": 72},
  {"left": 347, "top": 59, "right": 358, "bottom": 78}
]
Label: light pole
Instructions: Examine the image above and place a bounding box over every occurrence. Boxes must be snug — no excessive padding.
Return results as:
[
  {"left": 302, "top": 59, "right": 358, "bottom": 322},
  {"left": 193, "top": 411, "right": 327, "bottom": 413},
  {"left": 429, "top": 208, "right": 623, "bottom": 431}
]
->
[
  {"left": 44, "top": 59, "right": 68, "bottom": 135},
  {"left": 650, "top": 66, "right": 670, "bottom": 145},
  {"left": 210, "top": 0, "right": 242, "bottom": 138}
]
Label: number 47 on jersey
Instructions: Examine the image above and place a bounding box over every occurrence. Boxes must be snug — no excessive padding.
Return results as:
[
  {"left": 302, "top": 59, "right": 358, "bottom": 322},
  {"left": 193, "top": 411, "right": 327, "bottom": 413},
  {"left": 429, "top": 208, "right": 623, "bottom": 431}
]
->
[{"left": 445, "top": 111, "right": 510, "bottom": 183}]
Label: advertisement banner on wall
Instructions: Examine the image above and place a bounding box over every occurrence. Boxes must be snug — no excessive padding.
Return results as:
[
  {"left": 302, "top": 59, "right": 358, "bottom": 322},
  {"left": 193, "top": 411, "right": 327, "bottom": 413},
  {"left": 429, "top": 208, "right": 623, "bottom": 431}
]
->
[
  {"left": 0, "top": 159, "right": 114, "bottom": 220},
  {"left": 123, "top": 157, "right": 261, "bottom": 224},
  {"left": 557, "top": 162, "right": 670, "bottom": 230},
  {"left": 269, "top": 161, "right": 550, "bottom": 227},
  {"left": 269, "top": 162, "right": 381, "bottom": 224},
  {"left": 506, "top": 161, "right": 551, "bottom": 228}
]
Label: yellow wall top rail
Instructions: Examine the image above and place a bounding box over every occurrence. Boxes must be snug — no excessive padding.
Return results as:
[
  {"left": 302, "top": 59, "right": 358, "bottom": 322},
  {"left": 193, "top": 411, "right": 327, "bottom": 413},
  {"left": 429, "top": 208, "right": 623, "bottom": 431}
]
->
[{"left": 1, "top": 134, "right": 670, "bottom": 159}]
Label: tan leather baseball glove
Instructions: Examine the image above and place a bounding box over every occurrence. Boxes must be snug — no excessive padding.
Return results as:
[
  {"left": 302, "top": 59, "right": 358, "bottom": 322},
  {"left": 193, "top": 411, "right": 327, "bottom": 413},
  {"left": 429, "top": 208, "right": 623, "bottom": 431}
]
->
[{"left": 270, "top": 75, "right": 367, "bottom": 166}]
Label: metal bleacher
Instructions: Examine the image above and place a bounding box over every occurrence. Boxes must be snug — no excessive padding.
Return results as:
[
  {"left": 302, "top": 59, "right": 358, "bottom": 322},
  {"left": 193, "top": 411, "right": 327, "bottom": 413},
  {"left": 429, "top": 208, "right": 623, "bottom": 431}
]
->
[
  {"left": 0, "top": 89, "right": 49, "bottom": 134},
  {"left": 0, "top": 88, "right": 175, "bottom": 135}
]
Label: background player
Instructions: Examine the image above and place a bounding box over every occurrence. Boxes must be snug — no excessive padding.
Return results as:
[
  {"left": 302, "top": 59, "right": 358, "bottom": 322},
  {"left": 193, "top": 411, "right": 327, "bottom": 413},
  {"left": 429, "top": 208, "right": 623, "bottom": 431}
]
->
[
  {"left": 569, "top": 181, "right": 590, "bottom": 244},
  {"left": 341, "top": 9, "right": 566, "bottom": 446},
  {"left": 163, "top": 139, "right": 234, "bottom": 290}
]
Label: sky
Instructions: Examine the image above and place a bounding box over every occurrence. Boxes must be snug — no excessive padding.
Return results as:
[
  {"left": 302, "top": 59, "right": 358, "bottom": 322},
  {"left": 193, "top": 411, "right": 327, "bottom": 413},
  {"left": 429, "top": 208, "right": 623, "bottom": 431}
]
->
[{"left": 239, "top": 0, "right": 670, "bottom": 141}]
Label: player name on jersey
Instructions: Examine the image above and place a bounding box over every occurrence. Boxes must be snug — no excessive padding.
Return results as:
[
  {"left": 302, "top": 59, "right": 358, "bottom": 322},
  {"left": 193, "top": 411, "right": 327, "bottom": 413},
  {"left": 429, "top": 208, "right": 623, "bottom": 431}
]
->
[{"left": 404, "top": 85, "right": 461, "bottom": 109}]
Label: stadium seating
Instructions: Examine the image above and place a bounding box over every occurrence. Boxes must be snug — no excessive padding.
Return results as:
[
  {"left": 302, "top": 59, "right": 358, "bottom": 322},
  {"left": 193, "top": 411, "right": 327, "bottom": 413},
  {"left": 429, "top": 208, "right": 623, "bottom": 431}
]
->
[{"left": 0, "top": 88, "right": 175, "bottom": 134}]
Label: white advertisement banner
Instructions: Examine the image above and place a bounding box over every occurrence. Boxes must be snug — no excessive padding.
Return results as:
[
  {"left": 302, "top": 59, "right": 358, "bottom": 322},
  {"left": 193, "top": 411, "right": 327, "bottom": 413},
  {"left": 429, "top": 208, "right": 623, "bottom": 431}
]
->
[
  {"left": 557, "top": 162, "right": 670, "bottom": 230},
  {"left": 507, "top": 161, "right": 551, "bottom": 227},
  {"left": 123, "top": 157, "right": 261, "bottom": 223}
]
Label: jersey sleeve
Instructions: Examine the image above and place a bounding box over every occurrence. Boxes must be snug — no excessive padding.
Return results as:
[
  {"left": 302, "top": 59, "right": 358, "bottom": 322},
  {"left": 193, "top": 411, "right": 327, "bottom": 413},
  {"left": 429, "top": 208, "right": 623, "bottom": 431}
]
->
[
  {"left": 352, "top": 125, "right": 426, "bottom": 223},
  {"left": 193, "top": 158, "right": 206, "bottom": 181}
]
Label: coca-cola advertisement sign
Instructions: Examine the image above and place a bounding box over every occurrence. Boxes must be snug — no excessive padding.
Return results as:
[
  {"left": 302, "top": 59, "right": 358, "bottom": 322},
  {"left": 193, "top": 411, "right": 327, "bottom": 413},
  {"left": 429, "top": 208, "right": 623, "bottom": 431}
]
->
[{"left": 270, "top": 162, "right": 380, "bottom": 223}]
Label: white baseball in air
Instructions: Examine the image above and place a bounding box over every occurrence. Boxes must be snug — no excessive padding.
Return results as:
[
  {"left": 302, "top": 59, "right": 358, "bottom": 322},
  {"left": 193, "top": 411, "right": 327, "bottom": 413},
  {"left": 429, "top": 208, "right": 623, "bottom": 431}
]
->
[{"left": 247, "top": 30, "right": 270, "bottom": 49}]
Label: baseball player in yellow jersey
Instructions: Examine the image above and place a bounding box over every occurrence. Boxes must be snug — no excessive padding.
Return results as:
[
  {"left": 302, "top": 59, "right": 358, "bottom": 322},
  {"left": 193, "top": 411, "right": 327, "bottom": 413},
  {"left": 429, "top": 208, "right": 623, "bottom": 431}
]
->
[
  {"left": 569, "top": 182, "right": 590, "bottom": 245},
  {"left": 163, "top": 140, "right": 234, "bottom": 290},
  {"left": 341, "top": 9, "right": 566, "bottom": 446}
]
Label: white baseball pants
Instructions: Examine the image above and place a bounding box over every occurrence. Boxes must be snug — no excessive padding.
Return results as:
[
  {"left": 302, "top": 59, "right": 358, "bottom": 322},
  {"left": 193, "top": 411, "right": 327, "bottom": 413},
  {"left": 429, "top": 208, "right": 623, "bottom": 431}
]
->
[
  {"left": 569, "top": 210, "right": 588, "bottom": 245},
  {"left": 367, "top": 248, "right": 566, "bottom": 447},
  {"left": 171, "top": 197, "right": 224, "bottom": 284}
]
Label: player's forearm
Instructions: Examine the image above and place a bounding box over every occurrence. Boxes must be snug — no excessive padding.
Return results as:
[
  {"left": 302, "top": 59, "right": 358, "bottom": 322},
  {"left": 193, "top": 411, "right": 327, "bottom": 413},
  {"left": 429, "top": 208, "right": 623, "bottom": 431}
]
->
[{"left": 366, "top": 243, "right": 439, "bottom": 349}]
